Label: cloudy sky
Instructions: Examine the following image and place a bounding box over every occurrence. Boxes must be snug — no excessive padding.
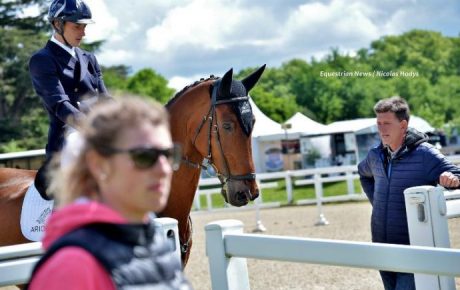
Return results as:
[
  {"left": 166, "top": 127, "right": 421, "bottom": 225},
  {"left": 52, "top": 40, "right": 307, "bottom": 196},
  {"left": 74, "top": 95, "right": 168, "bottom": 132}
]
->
[{"left": 80, "top": 0, "right": 460, "bottom": 90}]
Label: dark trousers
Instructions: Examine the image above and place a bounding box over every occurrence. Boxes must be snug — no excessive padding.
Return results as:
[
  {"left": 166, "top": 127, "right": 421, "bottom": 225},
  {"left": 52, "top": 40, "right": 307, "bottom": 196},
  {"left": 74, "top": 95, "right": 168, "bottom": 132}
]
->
[{"left": 380, "top": 271, "right": 415, "bottom": 290}]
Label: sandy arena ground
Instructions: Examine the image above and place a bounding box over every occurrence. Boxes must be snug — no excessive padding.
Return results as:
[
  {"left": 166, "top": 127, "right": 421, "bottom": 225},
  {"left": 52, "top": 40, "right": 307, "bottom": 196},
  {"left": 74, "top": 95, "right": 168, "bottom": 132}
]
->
[
  {"left": 184, "top": 201, "right": 460, "bottom": 290},
  {"left": 3, "top": 201, "right": 460, "bottom": 290}
]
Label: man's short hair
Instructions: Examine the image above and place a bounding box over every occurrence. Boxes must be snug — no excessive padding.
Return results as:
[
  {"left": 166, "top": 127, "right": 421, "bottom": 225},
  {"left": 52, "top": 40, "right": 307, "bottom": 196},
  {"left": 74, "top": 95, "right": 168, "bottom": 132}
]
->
[{"left": 373, "top": 96, "right": 410, "bottom": 122}]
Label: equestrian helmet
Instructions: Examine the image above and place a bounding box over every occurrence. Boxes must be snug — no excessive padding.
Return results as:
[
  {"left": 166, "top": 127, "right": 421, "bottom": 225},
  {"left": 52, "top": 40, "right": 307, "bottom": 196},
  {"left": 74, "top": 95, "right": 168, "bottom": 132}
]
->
[{"left": 48, "top": 0, "right": 94, "bottom": 24}]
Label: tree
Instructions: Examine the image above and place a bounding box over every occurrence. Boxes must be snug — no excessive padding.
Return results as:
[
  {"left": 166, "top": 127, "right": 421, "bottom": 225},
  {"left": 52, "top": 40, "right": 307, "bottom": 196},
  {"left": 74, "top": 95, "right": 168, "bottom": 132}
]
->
[
  {"left": 0, "top": 0, "right": 48, "bottom": 31},
  {"left": 236, "top": 65, "right": 301, "bottom": 123},
  {"left": 101, "top": 65, "right": 130, "bottom": 91},
  {"left": 126, "top": 68, "right": 175, "bottom": 104}
]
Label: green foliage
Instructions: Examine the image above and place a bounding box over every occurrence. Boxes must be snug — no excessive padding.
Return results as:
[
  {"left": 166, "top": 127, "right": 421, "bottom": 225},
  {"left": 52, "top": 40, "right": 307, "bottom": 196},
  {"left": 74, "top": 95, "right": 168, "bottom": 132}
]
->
[
  {"left": 0, "top": 27, "right": 48, "bottom": 152},
  {"left": 3, "top": 5, "right": 460, "bottom": 155},
  {"left": 101, "top": 65, "right": 130, "bottom": 90},
  {"left": 126, "top": 68, "right": 175, "bottom": 104},
  {"left": 0, "top": 0, "right": 48, "bottom": 31}
]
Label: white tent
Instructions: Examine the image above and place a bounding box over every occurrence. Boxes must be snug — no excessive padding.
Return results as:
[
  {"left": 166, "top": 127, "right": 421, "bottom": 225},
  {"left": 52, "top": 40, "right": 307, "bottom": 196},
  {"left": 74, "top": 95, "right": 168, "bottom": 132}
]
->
[
  {"left": 250, "top": 99, "right": 328, "bottom": 172},
  {"left": 253, "top": 110, "right": 327, "bottom": 142},
  {"left": 285, "top": 112, "right": 327, "bottom": 137},
  {"left": 304, "top": 116, "right": 435, "bottom": 136},
  {"left": 250, "top": 98, "right": 284, "bottom": 172},
  {"left": 250, "top": 98, "right": 285, "bottom": 138}
]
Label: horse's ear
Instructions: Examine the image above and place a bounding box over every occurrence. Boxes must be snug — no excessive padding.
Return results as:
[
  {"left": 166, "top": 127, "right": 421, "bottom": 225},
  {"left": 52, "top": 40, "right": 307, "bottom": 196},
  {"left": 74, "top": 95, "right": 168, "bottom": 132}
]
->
[
  {"left": 242, "top": 64, "right": 266, "bottom": 92},
  {"left": 219, "top": 68, "right": 233, "bottom": 96}
]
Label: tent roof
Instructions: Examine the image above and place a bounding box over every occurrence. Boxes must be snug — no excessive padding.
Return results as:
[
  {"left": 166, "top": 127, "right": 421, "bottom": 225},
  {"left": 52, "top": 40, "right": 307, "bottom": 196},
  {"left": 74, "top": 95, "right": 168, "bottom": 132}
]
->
[
  {"left": 285, "top": 112, "right": 327, "bottom": 136},
  {"left": 252, "top": 103, "right": 328, "bottom": 141},
  {"left": 303, "top": 116, "right": 435, "bottom": 136}
]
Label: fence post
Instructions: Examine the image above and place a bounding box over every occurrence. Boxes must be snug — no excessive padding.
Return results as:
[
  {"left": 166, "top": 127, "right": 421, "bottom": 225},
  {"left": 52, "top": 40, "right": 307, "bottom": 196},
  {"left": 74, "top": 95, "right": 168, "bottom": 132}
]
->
[
  {"left": 150, "top": 216, "right": 181, "bottom": 263},
  {"left": 427, "top": 186, "right": 456, "bottom": 290},
  {"left": 205, "top": 219, "right": 250, "bottom": 290},
  {"left": 253, "top": 180, "right": 267, "bottom": 233},
  {"left": 346, "top": 170, "right": 355, "bottom": 196},
  {"left": 193, "top": 190, "right": 201, "bottom": 211},
  {"left": 285, "top": 171, "right": 293, "bottom": 204},
  {"left": 404, "top": 186, "right": 454, "bottom": 290},
  {"left": 314, "top": 173, "right": 329, "bottom": 226}
]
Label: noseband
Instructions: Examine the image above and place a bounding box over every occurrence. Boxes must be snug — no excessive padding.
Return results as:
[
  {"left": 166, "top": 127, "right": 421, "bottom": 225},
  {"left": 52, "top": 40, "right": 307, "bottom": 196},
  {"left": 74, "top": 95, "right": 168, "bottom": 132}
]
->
[{"left": 183, "top": 79, "right": 256, "bottom": 185}]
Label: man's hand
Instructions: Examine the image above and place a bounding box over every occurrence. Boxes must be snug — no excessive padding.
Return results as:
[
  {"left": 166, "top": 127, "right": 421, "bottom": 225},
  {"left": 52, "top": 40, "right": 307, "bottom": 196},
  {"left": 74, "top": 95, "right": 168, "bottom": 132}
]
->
[{"left": 439, "top": 171, "right": 460, "bottom": 188}]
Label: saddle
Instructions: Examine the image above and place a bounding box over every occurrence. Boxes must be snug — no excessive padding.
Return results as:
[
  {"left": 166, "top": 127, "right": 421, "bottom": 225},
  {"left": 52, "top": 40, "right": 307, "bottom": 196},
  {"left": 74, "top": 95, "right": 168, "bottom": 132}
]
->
[{"left": 20, "top": 183, "right": 54, "bottom": 241}]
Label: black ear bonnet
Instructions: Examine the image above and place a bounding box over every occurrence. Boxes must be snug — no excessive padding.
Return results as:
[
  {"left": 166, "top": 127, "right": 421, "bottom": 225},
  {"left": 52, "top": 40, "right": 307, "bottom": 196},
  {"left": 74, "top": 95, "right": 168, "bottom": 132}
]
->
[{"left": 212, "top": 65, "right": 266, "bottom": 136}]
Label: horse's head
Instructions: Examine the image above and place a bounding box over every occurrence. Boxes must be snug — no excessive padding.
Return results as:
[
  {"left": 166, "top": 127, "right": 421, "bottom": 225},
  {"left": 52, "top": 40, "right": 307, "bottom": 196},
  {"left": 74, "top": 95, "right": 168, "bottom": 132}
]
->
[{"left": 193, "top": 65, "right": 265, "bottom": 206}]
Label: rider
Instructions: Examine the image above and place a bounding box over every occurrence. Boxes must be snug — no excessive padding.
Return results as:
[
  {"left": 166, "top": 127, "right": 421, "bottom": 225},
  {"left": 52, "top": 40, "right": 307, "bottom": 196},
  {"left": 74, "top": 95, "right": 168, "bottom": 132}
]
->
[{"left": 29, "top": 0, "right": 110, "bottom": 199}]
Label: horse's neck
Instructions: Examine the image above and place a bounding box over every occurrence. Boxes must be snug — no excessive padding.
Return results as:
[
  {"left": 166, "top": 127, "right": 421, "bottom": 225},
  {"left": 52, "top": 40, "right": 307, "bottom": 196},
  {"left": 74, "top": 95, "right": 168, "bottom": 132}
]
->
[
  {"left": 163, "top": 85, "right": 209, "bottom": 223},
  {"left": 162, "top": 165, "right": 201, "bottom": 227},
  {"left": 169, "top": 84, "right": 209, "bottom": 163}
]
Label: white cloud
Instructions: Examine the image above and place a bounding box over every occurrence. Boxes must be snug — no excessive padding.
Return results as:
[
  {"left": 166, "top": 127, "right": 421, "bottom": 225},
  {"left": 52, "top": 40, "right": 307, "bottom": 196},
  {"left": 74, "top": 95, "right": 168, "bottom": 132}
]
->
[
  {"left": 145, "top": 0, "right": 273, "bottom": 52},
  {"left": 168, "top": 75, "right": 198, "bottom": 91},
  {"left": 98, "top": 49, "right": 134, "bottom": 65},
  {"left": 84, "top": 0, "right": 118, "bottom": 42},
  {"left": 277, "top": 0, "right": 381, "bottom": 55},
  {"left": 87, "top": 0, "right": 460, "bottom": 81}
]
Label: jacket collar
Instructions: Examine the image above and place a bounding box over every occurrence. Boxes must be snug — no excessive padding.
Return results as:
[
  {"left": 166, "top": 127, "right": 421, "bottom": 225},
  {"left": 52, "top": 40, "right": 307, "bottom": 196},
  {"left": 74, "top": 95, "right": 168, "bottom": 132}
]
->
[
  {"left": 379, "top": 127, "right": 429, "bottom": 158},
  {"left": 45, "top": 41, "right": 88, "bottom": 81},
  {"left": 50, "top": 35, "right": 76, "bottom": 58}
]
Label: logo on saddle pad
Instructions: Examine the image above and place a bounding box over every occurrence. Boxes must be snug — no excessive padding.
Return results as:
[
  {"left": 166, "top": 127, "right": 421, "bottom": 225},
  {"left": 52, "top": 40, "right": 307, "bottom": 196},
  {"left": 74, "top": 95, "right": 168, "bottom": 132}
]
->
[
  {"left": 31, "top": 207, "right": 52, "bottom": 233},
  {"left": 21, "top": 184, "right": 55, "bottom": 241}
]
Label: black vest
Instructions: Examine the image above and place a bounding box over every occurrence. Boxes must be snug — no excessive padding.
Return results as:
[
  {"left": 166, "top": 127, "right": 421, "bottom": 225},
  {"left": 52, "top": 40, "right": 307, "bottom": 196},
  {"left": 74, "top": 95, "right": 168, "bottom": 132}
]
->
[{"left": 28, "top": 223, "right": 192, "bottom": 290}]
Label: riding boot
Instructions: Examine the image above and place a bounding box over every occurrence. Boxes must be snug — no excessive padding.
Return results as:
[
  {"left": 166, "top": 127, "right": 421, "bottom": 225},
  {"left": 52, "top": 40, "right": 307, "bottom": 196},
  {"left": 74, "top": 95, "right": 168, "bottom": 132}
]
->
[{"left": 34, "top": 160, "right": 53, "bottom": 200}]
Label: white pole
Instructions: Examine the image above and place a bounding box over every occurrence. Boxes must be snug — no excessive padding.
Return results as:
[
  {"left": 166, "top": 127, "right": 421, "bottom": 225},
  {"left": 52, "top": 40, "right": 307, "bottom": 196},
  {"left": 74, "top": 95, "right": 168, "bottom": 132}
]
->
[
  {"left": 314, "top": 173, "right": 329, "bottom": 226},
  {"left": 252, "top": 180, "right": 266, "bottom": 232},
  {"left": 205, "top": 220, "right": 250, "bottom": 290}
]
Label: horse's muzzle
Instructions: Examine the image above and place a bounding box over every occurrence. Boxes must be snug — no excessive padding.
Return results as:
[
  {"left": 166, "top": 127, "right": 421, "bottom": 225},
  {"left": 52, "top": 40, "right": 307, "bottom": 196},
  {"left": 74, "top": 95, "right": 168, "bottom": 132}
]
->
[{"left": 222, "top": 179, "right": 259, "bottom": 207}]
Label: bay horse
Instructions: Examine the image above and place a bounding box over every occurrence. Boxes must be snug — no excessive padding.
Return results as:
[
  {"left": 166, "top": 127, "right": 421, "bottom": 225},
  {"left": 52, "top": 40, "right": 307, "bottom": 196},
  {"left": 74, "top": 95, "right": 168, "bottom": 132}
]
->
[{"left": 0, "top": 65, "right": 265, "bottom": 266}]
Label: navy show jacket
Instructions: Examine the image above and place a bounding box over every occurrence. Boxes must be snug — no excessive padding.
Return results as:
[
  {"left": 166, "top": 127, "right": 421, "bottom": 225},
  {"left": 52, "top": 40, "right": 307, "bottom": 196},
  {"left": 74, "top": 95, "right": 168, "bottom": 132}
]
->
[{"left": 29, "top": 40, "right": 109, "bottom": 157}]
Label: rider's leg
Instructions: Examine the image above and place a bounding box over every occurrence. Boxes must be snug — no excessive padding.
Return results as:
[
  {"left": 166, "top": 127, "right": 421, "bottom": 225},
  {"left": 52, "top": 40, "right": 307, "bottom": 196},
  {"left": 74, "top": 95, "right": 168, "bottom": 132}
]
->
[{"left": 34, "top": 158, "right": 53, "bottom": 200}]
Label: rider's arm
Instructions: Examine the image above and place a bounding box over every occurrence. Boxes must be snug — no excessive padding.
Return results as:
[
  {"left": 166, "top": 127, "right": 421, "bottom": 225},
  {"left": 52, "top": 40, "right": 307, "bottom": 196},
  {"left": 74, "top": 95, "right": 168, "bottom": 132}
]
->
[{"left": 89, "top": 53, "right": 110, "bottom": 99}]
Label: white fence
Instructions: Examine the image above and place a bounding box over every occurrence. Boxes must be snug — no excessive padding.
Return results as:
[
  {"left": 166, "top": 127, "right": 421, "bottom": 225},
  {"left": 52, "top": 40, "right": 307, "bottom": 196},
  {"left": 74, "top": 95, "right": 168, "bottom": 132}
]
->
[
  {"left": 205, "top": 219, "right": 460, "bottom": 290},
  {"left": 405, "top": 186, "right": 460, "bottom": 290},
  {"left": 0, "top": 217, "right": 180, "bottom": 287},
  {"left": 195, "top": 155, "right": 460, "bottom": 211},
  {"left": 194, "top": 165, "right": 366, "bottom": 211}
]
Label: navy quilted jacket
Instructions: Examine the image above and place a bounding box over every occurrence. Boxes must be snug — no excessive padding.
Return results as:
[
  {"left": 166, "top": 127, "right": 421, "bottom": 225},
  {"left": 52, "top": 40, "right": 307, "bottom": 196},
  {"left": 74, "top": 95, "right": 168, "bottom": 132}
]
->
[{"left": 358, "top": 128, "right": 460, "bottom": 245}]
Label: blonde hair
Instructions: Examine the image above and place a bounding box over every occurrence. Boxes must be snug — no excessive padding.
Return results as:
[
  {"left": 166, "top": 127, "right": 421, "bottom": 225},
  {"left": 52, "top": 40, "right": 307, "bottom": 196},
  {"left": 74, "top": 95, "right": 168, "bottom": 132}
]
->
[{"left": 48, "top": 96, "right": 169, "bottom": 206}]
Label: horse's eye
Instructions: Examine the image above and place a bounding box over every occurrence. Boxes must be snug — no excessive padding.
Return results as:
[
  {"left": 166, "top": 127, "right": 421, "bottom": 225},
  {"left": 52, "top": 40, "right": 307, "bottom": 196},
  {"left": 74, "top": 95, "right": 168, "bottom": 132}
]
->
[{"left": 222, "top": 122, "right": 233, "bottom": 131}]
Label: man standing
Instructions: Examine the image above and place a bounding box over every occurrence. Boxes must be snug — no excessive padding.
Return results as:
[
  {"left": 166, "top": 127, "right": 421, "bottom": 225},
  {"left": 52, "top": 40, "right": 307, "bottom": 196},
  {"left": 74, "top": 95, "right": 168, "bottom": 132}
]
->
[{"left": 358, "top": 96, "right": 460, "bottom": 290}]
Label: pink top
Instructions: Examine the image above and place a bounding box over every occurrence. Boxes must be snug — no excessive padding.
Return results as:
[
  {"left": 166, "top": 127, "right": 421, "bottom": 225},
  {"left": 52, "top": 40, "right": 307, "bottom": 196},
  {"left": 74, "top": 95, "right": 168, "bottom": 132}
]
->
[{"left": 28, "top": 201, "right": 129, "bottom": 290}]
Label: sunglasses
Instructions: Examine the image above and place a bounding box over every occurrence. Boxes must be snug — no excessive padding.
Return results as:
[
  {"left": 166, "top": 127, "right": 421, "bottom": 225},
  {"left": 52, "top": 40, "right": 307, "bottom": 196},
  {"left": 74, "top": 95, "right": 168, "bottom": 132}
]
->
[{"left": 103, "top": 144, "right": 182, "bottom": 170}]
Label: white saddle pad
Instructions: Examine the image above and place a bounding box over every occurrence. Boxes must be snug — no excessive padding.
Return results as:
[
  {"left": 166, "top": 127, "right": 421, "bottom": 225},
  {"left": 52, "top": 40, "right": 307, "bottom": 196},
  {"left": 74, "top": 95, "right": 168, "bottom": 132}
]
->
[{"left": 20, "top": 183, "right": 54, "bottom": 241}]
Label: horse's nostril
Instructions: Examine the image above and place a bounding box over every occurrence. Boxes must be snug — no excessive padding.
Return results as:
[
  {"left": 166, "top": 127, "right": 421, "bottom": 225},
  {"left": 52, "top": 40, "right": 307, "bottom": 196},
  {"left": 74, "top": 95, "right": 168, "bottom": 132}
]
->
[
  {"left": 251, "top": 189, "right": 259, "bottom": 201},
  {"left": 237, "top": 191, "right": 246, "bottom": 201}
]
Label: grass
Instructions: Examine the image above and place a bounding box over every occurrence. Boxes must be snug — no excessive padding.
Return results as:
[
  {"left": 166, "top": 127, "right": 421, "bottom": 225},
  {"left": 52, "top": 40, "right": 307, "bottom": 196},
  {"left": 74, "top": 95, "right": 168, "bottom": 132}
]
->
[{"left": 195, "top": 179, "right": 363, "bottom": 210}]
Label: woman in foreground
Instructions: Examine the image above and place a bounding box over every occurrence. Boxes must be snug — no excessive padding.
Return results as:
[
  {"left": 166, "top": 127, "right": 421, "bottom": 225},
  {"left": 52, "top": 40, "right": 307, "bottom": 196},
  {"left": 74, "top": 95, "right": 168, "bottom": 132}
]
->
[{"left": 28, "top": 97, "right": 192, "bottom": 290}]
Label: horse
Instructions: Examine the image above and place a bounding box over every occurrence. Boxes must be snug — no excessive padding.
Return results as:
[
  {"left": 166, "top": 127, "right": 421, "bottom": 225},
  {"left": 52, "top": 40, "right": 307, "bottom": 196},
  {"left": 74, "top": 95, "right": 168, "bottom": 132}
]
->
[
  {"left": 0, "top": 64, "right": 265, "bottom": 266},
  {"left": 161, "top": 65, "right": 265, "bottom": 264}
]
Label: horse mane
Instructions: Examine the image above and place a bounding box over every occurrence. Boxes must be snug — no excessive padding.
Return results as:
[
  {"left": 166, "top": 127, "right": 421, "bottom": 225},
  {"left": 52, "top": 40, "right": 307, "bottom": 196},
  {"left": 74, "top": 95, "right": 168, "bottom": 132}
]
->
[{"left": 165, "top": 75, "right": 220, "bottom": 108}]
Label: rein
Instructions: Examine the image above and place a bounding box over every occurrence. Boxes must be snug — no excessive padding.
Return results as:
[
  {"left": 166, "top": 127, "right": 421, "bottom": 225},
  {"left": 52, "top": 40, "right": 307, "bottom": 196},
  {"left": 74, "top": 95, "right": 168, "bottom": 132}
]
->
[{"left": 184, "top": 79, "right": 256, "bottom": 185}]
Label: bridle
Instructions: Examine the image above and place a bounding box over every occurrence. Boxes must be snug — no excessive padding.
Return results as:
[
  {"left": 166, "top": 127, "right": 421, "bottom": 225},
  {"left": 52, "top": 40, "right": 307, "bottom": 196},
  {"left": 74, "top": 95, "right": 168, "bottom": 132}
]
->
[{"left": 182, "top": 78, "right": 256, "bottom": 186}]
